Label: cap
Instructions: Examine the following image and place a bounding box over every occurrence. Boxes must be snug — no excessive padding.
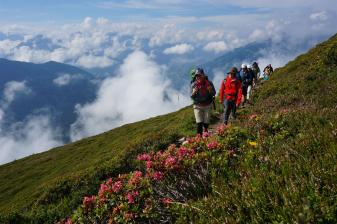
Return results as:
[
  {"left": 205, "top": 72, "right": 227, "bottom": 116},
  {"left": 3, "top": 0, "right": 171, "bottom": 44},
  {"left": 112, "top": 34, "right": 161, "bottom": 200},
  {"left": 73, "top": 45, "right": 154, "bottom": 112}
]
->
[
  {"left": 227, "top": 67, "right": 237, "bottom": 74},
  {"left": 241, "top": 63, "right": 247, "bottom": 69},
  {"left": 195, "top": 68, "right": 204, "bottom": 75}
]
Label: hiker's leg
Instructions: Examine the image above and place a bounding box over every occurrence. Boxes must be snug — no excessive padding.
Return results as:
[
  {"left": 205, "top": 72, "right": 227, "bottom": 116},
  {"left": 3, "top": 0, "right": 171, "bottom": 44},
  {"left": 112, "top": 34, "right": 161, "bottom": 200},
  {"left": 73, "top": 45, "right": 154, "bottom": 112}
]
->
[
  {"left": 232, "top": 101, "right": 237, "bottom": 119},
  {"left": 224, "top": 100, "right": 230, "bottom": 125},
  {"left": 197, "top": 122, "right": 203, "bottom": 135},
  {"left": 203, "top": 105, "right": 211, "bottom": 132},
  {"left": 194, "top": 105, "right": 203, "bottom": 135},
  {"left": 247, "top": 85, "right": 252, "bottom": 101},
  {"left": 241, "top": 86, "right": 247, "bottom": 106}
]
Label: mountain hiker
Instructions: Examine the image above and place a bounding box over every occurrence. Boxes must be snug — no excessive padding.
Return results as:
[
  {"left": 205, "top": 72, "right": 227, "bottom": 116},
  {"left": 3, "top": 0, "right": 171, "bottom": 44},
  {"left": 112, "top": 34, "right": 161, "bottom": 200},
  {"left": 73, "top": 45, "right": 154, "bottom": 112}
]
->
[
  {"left": 219, "top": 67, "right": 242, "bottom": 125},
  {"left": 191, "top": 68, "right": 216, "bottom": 135},
  {"left": 246, "top": 64, "right": 255, "bottom": 103},
  {"left": 252, "top": 62, "right": 260, "bottom": 85},
  {"left": 238, "top": 64, "right": 250, "bottom": 107},
  {"left": 262, "top": 64, "right": 273, "bottom": 80}
]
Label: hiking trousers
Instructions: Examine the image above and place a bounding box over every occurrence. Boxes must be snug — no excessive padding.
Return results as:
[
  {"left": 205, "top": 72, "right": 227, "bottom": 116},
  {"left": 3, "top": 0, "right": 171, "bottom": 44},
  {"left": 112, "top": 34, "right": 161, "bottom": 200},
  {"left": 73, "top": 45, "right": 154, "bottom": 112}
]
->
[
  {"left": 247, "top": 85, "right": 252, "bottom": 100},
  {"left": 193, "top": 104, "right": 211, "bottom": 124},
  {"left": 224, "top": 99, "right": 236, "bottom": 125}
]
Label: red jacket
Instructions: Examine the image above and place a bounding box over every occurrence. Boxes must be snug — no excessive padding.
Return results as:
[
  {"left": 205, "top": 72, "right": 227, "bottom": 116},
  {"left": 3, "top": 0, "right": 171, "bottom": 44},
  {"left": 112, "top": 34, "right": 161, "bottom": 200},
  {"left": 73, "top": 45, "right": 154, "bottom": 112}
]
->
[{"left": 219, "top": 76, "right": 242, "bottom": 106}]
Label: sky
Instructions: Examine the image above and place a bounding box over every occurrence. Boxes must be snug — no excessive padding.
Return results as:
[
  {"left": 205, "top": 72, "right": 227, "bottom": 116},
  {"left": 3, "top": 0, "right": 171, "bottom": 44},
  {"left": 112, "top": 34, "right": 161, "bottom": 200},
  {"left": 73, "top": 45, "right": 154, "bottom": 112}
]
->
[{"left": 1, "top": 0, "right": 337, "bottom": 164}]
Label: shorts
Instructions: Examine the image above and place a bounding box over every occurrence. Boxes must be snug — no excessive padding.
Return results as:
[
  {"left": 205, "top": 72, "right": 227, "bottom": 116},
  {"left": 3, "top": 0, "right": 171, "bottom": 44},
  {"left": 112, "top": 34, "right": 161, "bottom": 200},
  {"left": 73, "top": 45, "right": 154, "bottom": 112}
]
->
[{"left": 193, "top": 104, "right": 211, "bottom": 124}]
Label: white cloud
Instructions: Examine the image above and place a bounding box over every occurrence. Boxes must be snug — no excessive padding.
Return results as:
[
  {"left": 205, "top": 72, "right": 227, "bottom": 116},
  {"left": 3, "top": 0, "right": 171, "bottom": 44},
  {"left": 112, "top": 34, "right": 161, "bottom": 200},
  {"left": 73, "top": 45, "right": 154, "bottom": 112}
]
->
[
  {"left": 203, "top": 41, "right": 229, "bottom": 53},
  {"left": 256, "top": 51, "right": 296, "bottom": 73},
  {"left": 81, "top": 17, "right": 93, "bottom": 29},
  {"left": 96, "top": 17, "right": 109, "bottom": 26},
  {"left": 196, "top": 30, "right": 225, "bottom": 42},
  {"left": 2, "top": 81, "right": 31, "bottom": 108},
  {"left": 0, "top": 82, "right": 63, "bottom": 165},
  {"left": 70, "top": 51, "right": 190, "bottom": 141},
  {"left": 0, "top": 39, "right": 21, "bottom": 56},
  {"left": 149, "top": 24, "right": 187, "bottom": 47},
  {"left": 212, "top": 69, "right": 225, "bottom": 92},
  {"left": 0, "top": 114, "right": 63, "bottom": 165},
  {"left": 53, "top": 73, "right": 83, "bottom": 86},
  {"left": 310, "top": 11, "right": 328, "bottom": 21},
  {"left": 163, "top": 43, "right": 194, "bottom": 55},
  {"left": 76, "top": 55, "right": 114, "bottom": 68}
]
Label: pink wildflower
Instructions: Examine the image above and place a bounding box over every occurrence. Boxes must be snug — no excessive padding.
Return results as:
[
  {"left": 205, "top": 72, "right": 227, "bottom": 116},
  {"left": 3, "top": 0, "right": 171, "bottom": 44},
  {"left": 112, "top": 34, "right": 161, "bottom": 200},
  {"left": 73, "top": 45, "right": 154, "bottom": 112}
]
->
[
  {"left": 105, "top": 177, "right": 113, "bottom": 186},
  {"left": 216, "top": 124, "right": 226, "bottom": 135},
  {"left": 152, "top": 171, "right": 164, "bottom": 181},
  {"left": 126, "top": 191, "right": 139, "bottom": 204},
  {"left": 112, "top": 180, "right": 123, "bottom": 193},
  {"left": 83, "top": 195, "right": 96, "bottom": 209},
  {"left": 164, "top": 155, "right": 177, "bottom": 168},
  {"left": 162, "top": 197, "right": 173, "bottom": 206},
  {"left": 128, "top": 171, "right": 143, "bottom": 186},
  {"left": 207, "top": 141, "right": 219, "bottom": 150},
  {"left": 177, "top": 146, "right": 188, "bottom": 158},
  {"left": 202, "top": 131, "right": 210, "bottom": 138},
  {"left": 98, "top": 183, "right": 109, "bottom": 203},
  {"left": 146, "top": 160, "right": 153, "bottom": 169},
  {"left": 137, "top": 153, "right": 151, "bottom": 161}
]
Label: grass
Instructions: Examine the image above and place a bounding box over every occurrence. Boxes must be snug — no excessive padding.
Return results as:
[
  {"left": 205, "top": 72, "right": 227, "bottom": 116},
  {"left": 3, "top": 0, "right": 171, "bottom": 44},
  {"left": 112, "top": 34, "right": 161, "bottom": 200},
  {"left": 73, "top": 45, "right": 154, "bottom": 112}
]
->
[
  {"left": 171, "top": 33, "right": 337, "bottom": 223},
  {"left": 0, "top": 106, "right": 204, "bottom": 223},
  {"left": 1, "top": 33, "right": 337, "bottom": 223}
]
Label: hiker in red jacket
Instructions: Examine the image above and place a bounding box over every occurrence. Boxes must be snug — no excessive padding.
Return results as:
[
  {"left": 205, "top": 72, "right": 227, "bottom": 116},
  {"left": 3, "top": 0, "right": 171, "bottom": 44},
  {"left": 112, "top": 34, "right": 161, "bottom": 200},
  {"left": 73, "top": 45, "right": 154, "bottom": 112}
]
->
[{"left": 219, "top": 67, "right": 243, "bottom": 125}]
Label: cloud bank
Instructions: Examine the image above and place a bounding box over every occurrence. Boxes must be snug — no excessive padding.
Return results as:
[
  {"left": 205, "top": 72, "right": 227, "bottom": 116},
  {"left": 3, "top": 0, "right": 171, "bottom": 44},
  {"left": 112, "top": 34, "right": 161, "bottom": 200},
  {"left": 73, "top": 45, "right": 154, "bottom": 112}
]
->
[
  {"left": 163, "top": 43, "right": 194, "bottom": 55},
  {"left": 0, "top": 81, "right": 63, "bottom": 165},
  {"left": 70, "top": 51, "right": 190, "bottom": 141}
]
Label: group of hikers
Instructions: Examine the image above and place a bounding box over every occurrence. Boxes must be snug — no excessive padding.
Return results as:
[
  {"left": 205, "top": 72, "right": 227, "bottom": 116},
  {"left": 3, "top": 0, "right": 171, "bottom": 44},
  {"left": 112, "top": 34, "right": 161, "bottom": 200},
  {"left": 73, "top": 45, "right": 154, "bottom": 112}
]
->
[{"left": 190, "top": 62, "right": 274, "bottom": 135}]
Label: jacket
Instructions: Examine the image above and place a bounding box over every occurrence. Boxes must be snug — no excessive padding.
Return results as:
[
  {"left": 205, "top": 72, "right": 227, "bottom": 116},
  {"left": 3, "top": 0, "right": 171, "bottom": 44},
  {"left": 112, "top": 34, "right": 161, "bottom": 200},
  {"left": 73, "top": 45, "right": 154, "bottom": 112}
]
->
[
  {"left": 190, "top": 79, "right": 216, "bottom": 106},
  {"left": 219, "top": 76, "right": 242, "bottom": 106}
]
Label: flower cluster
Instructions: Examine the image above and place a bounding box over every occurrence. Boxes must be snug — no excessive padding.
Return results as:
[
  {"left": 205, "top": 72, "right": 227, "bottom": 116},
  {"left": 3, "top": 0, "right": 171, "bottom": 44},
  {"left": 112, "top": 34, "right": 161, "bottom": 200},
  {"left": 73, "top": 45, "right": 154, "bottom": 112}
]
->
[{"left": 63, "top": 126, "right": 248, "bottom": 223}]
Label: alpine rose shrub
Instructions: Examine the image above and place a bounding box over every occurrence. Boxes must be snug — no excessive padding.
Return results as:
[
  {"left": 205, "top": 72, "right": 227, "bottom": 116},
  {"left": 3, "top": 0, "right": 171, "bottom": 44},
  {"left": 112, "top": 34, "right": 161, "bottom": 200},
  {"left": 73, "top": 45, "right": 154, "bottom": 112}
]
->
[{"left": 63, "top": 126, "right": 248, "bottom": 223}]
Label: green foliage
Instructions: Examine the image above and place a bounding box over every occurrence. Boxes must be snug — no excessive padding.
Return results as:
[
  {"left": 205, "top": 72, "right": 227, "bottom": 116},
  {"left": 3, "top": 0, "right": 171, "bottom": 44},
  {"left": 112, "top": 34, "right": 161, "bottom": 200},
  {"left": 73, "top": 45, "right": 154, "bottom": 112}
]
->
[
  {"left": 2, "top": 33, "right": 337, "bottom": 223},
  {"left": 0, "top": 106, "right": 205, "bottom": 223},
  {"left": 171, "top": 33, "right": 337, "bottom": 223}
]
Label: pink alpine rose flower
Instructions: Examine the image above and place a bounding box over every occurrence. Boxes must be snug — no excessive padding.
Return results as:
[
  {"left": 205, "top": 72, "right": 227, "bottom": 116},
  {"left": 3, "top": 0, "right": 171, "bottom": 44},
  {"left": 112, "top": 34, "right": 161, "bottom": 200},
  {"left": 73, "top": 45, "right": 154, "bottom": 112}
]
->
[
  {"left": 137, "top": 153, "right": 151, "bottom": 161},
  {"left": 112, "top": 180, "right": 123, "bottom": 193},
  {"left": 207, "top": 141, "right": 219, "bottom": 150},
  {"left": 146, "top": 160, "right": 153, "bottom": 169},
  {"left": 83, "top": 195, "right": 96, "bottom": 209},
  {"left": 164, "top": 155, "right": 177, "bottom": 169},
  {"left": 152, "top": 171, "right": 164, "bottom": 181},
  {"left": 126, "top": 191, "right": 139, "bottom": 204}
]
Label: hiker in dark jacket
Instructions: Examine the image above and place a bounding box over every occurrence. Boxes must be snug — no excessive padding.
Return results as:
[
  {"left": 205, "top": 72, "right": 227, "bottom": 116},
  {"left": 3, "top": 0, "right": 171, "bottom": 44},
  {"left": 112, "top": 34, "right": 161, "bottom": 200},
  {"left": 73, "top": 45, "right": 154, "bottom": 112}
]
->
[
  {"left": 219, "top": 67, "right": 243, "bottom": 125},
  {"left": 252, "top": 62, "right": 260, "bottom": 85},
  {"left": 191, "top": 68, "right": 216, "bottom": 135},
  {"left": 238, "top": 64, "right": 250, "bottom": 107}
]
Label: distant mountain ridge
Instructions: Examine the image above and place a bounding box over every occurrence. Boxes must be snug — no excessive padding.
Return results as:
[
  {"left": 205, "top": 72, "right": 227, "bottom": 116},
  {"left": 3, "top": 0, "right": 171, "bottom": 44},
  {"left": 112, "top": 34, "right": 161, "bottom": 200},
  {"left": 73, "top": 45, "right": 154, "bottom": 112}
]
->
[
  {"left": 0, "top": 58, "right": 98, "bottom": 142},
  {"left": 0, "top": 33, "right": 337, "bottom": 223}
]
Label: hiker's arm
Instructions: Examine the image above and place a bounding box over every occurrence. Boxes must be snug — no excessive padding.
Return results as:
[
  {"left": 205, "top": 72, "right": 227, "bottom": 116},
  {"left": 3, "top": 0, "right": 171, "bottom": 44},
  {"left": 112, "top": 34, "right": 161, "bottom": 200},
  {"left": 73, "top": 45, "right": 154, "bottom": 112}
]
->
[
  {"left": 236, "top": 81, "right": 243, "bottom": 106},
  {"left": 210, "top": 82, "right": 216, "bottom": 96},
  {"left": 219, "top": 80, "right": 225, "bottom": 103},
  {"left": 191, "top": 83, "right": 198, "bottom": 97}
]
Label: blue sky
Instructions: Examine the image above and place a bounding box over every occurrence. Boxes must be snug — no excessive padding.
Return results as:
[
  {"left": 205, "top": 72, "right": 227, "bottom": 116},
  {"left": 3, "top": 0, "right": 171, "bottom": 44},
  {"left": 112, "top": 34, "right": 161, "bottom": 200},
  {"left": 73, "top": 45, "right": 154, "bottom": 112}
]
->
[
  {"left": 0, "top": 0, "right": 277, "bottom": 24},
  {"left": 1, "top": 0, "right": 337, "bottom": 163}
]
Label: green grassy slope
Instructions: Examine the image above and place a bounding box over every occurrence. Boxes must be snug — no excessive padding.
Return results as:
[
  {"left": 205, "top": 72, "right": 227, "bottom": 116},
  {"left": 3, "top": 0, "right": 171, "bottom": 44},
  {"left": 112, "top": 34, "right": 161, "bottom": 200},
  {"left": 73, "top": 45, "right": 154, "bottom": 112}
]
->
[
  {"left": 0, "top": 106, "right": 203, "bottom": 222},
  {"left": 174, "top": 34, "right": 337, "bottom": 223}
]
